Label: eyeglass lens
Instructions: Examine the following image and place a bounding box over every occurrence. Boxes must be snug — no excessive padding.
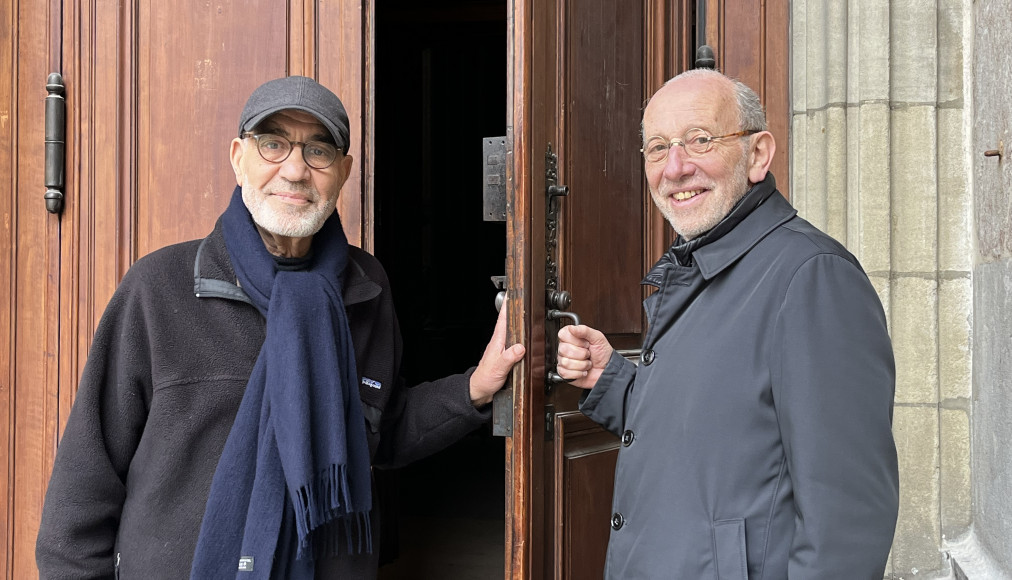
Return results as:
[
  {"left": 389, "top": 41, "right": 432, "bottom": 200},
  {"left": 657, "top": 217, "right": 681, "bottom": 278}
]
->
[
  {"left": 642, "top": 128, "right": 715, "bottom": 163},
  {"left": 254, "top": 134, "right": 338, "bottom": 169}
]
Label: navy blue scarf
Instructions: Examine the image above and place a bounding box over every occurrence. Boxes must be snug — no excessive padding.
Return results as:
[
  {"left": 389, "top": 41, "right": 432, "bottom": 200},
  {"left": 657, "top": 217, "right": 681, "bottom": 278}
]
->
[{"left": 191, "top": 187, "right": 372, "bottom": 579}]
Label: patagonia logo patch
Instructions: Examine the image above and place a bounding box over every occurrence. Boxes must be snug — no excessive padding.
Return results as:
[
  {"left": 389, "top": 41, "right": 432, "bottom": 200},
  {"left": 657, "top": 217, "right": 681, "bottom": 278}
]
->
[
  {"left": 362, "top": 377, "right": 382, "bottom": 390},
  {"left": 238, "top": 556, "right": 254, "bottom": 572}
]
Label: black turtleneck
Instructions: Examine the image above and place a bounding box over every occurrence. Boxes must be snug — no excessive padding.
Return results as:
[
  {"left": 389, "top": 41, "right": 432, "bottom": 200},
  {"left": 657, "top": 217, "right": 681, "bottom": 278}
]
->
[{"left": 272, "top": 249, "right": 314, "bottom": 271}]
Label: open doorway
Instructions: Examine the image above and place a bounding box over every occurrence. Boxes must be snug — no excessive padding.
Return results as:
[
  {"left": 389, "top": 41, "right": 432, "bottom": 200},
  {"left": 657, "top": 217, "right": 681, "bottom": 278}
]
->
[{"left": 373, "top": 1, "right": 508, "bottom": 578}]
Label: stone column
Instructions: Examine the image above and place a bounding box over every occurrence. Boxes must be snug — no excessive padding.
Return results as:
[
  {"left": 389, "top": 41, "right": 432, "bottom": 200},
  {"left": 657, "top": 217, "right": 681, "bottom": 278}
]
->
[
  {"left": 790, "top": 0, "right": 972, "bottom": 576},
  {"left": 946, "top": 0, "right": 1012, "bottom": 577}
]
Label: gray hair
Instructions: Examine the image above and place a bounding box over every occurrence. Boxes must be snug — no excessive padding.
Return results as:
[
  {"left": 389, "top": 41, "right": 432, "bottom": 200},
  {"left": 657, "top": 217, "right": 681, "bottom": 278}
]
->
[{"left": 644, "top": 68, "right": 768, "bottom": 135}]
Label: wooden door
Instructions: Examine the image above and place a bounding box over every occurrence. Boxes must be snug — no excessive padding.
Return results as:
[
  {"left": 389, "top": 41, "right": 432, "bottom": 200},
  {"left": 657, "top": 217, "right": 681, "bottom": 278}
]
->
[
  {"left": 503, "top": 1, "right": 685, "bottom": 577},
  {"left": 504, "top": 1, "right": 788, "bottom": 578},
  {"left": 2, "top": 1, "right": 371, "bottom": 576},
  {"left": 2, "top": 0, "right": 63, "bottom": 577}
]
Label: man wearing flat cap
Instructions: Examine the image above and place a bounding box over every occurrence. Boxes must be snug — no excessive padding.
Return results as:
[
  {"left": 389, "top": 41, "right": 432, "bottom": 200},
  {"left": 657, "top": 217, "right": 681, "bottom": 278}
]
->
[{"left": 36, "top": 76, "right": 525, "bottom": 580}]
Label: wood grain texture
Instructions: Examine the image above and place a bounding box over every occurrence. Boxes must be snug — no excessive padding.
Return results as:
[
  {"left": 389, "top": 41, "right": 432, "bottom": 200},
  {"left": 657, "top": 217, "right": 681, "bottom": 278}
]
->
[
  {"left": 33, "top": 3, "right": 369, "bottom": 577},
  {"left": 510, "top": 1, "right": 663, "bottom": 578},
  {"left": 135, "top": 1, "right": 288, "bottom": 259},
  {"left": 0, "top": 0, "right": 14, "bottom": 574},
  {"left": 708, "top": 0, "right": 790, "bottom": 200},
  {"left": 507, "top": 0, "right": 540, "bottom": 576},
  {"left": 560, "top": 0, "right": 646, "bottom": 344},
  {"left": 319, "top": 0, "right": 366, "bottom": 248},
  {"left": 10, "top": 0, "right": 61, "bottom": 576},
  {"left": 644, "top": 0, "right": 692, "bottom": 268},
  {"left": 553, "top": 411, "right": 619, "bottom": 580}
]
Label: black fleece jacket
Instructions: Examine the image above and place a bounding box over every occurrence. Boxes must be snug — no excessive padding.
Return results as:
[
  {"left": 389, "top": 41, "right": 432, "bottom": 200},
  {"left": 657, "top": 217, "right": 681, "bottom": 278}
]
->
[{"left": 36, "top": 219, "right": 490, "bottom": 579}]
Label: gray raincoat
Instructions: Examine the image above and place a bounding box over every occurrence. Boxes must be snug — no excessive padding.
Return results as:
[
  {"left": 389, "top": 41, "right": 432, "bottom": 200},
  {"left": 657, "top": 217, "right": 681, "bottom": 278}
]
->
[{"left": 581, "top": 175, "right": 899, "bottom": 579}]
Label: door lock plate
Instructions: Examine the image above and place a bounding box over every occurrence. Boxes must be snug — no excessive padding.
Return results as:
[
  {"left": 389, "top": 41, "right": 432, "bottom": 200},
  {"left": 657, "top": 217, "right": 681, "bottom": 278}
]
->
[{"left": 482, "top": 136, "right": 508, "bottom": 222}]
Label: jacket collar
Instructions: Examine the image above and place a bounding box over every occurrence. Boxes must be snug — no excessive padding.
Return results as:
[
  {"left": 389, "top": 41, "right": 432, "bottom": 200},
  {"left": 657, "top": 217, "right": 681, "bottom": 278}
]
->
[
  {"left": 193, "top": 218, "right": 382, "bottom": 306},
  {"left": 643, "top": 173, "right": 797, "bottom": 286}
]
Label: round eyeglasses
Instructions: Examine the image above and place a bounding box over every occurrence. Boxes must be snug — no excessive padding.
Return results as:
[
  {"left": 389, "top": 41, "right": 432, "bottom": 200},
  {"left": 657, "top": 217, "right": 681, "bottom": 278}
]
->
[
  {"left": 641, "top": 128, "right": 759, "bottom": 163},
  {"left": 241, "top": 132, "right": 340, "bottom": 170}
]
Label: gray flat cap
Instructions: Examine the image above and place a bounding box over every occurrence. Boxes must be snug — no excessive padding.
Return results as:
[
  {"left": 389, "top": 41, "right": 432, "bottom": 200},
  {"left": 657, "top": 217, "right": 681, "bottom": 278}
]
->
[{"left": 239, "top": 76, "right": 350, "bottom": 154}]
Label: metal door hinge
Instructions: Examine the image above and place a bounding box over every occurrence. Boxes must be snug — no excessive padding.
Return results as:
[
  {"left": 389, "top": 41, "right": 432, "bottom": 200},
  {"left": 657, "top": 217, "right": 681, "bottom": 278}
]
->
[{"left": 45, "top": 72, "right": 66, "bottom": 214}]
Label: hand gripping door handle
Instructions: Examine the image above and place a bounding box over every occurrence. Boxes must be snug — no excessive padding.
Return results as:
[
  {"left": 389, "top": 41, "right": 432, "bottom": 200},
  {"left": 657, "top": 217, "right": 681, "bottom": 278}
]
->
[{"left": 546, "top": 290, "right": 581, "bottom": 385}]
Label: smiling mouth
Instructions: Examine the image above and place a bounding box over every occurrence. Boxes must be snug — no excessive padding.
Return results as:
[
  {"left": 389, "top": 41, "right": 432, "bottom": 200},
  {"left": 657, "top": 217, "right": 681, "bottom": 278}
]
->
[
  {"left": 271, "top": 192, "right": 313, "bottom": 203},
  {"left": 672, "top": 189, "right": 705, "bottom": 201}
]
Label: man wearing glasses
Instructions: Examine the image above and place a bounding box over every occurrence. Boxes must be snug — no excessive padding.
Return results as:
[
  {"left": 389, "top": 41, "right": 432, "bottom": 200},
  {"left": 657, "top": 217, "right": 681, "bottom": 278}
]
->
[
  {"left": 556, "top": 69, "right": 899, "bottom": 578},
  {"left": 36, "top": 76, "right": 525, "bottom": 579}
]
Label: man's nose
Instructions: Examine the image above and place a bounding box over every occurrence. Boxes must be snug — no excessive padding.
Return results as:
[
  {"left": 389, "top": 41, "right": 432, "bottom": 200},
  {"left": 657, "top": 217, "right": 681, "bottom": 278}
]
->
[
  {"left": 278, "top": 145, "right": 312, "bottom": 182},
  {"left": 661, "top": 145, "right": 694, "bottom": 180}
]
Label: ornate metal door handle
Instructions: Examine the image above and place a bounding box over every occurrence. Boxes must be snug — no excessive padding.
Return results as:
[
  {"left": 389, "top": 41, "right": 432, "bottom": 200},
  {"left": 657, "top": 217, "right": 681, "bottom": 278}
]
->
[{"left": 544, "top": 144, "right": 580, "bottom": 391}]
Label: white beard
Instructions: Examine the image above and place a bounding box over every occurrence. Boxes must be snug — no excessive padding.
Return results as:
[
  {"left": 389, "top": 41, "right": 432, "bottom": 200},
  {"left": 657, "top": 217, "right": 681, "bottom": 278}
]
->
[
  {"left": 653, "top": 150, "right": 751, "bottom": 240},
  {"left": 241, "top": 176, "right": 336, "bottom": 238}
]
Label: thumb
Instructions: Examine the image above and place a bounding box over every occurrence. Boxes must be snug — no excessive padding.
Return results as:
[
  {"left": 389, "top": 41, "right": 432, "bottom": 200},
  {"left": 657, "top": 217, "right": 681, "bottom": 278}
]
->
[
  {"left": 566, "top": 324, "right": 606, "bottom": 346},
  {"left": 497, "top": 343, "right": 526, "bottom": 374}
]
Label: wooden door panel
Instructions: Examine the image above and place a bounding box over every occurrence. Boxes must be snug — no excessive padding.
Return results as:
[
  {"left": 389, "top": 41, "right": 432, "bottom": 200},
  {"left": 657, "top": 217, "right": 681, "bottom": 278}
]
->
[
  {"left": 4, "top": 1, "right": 369, "bottom": 578},
  {"left": 4, "top": 0, "right": 62, "bottom": 577},
  {"left": 134, "top": 2, "right": 289, "bottom": 259},
  {"left": 561, "top": 0, "right": 646, "bottom": 348},
  {"left": 509, "top": 0, "right": 789, "bottom": 578},
  {"left": 508, "top": 1, "right": 659, "bottom": 578},
  {"left": 545, "top": 3, "right": 647, "bottom": 577},
  {"left": 553, "top": 412, "right": 619, "bottom": 580},
  {"left": 0, "top": 0, "right": 14, "bottom": 568},
  {"left": 317, "top": 1, "right": 367, "bottom": 249},
  {"left": 706, "top": 0, "right": 790, "bottom": 198},
  {"left": 76, "top": 0, "right": 368, "bottom": 308}
]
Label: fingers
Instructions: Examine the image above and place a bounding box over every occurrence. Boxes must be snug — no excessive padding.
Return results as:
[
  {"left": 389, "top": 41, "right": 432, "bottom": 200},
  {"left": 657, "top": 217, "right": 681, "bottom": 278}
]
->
[
  {"left": 469, "top": 302, "right": 526, "bottom": 406},
  {"left": 555, "top": 324, "right": 613, "bottom": 390},
  {"left": 556, "top": 356, "right": 591, "bottom": 379},
  {"left": 485, "top": 302, "right": 509, "bottom": 355},
  {"left": 560, "top": 324, "right": 608, "bottom": 346},
  {"left": 482, "top": 304, "right": 523, "bottom": 376},
  {"left": 498, "top": 343, "right": 526, "bottom": 373},
  {"left": 557, "top": 338, "right": 589, "bottom": 361}
]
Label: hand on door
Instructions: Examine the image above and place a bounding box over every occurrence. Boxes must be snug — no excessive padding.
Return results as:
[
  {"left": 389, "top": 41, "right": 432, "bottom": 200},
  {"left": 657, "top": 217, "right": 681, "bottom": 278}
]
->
[
  {"left": 556, "top": 325, "right": 614, "bottom": 389},
  {"left": 469, "top": 303, "right": 526, "bottom": 407}
]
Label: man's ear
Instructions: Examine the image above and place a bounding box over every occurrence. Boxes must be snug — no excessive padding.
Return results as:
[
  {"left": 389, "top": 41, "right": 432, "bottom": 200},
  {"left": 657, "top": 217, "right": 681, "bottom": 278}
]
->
[
  {"left": 229, "top": 138, "right": 245, "bottom": 186},
  {"left": 334, "top": 153, "right": 355, "bottom": 200},
  {"left": 747, "top": 131, "right": 776, "bottom": 183}
]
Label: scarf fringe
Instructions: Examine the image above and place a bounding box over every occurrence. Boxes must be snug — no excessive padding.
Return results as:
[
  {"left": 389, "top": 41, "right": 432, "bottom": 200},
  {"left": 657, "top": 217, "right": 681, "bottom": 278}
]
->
[{"left": 293, "top": 463, "right": 373, "bottom": 559}]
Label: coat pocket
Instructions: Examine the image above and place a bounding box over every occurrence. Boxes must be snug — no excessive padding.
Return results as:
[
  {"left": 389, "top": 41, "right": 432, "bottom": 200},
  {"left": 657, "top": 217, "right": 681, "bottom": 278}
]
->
[
  {"left": 712, "top": 518, "right": 748, "bottom": 580},
  {"left": 361, "top": 401, "right": 382, "bottom": 434}
]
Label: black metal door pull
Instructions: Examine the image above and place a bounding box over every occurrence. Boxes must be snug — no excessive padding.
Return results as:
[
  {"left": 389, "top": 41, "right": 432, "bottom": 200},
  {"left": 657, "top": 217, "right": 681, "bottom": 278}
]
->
[{"left": 45, "top": 72, "right": 66, "bottom": 214}]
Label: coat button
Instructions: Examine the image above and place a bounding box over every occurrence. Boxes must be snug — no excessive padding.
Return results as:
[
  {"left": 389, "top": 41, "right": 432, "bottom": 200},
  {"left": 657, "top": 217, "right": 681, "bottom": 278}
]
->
[
  {"left": 621, "top": 430, "right": 635, "bottom": 446},
  {"left": 611, "top": 512, "right": 625, "bottom": 530},
  {"left": 640, "top": 349, "right": 655, "bottom": 365}
]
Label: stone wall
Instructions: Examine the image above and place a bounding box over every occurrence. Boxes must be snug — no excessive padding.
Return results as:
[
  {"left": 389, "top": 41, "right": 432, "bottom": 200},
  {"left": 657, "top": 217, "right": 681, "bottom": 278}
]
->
[
  {"left": 946, "top": 0, "right": 1012, "bottom": 577},
  {"left": 789, "top": 0, "right": 975, "bottom": 577}
]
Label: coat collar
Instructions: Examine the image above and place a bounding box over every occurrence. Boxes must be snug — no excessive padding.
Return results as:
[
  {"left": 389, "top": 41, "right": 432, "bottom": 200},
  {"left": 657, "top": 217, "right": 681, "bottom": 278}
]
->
[
  {"left": 193, "top": 218, "right": 382, "bottom": 306},
  {"left": 643, "top": 173, "right": 797, "bottom": 286}
]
